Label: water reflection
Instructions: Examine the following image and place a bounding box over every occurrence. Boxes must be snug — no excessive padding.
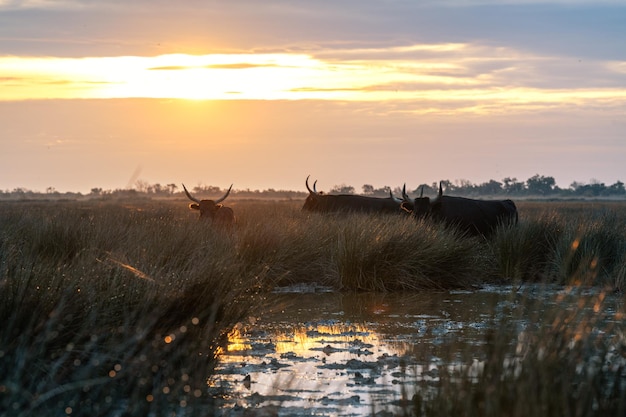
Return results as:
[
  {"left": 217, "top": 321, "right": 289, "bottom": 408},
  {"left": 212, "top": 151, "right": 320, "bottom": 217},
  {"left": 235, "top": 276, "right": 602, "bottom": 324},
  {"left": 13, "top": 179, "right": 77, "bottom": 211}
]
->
[{"left": 209, "top": 285, "right": 624, "bottom": 416}]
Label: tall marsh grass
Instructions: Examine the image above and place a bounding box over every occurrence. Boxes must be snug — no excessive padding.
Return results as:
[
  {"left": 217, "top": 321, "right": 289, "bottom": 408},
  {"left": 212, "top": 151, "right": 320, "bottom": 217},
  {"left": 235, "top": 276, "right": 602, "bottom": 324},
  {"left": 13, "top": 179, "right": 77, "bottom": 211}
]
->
[
  {"left": 410, "top": 287, "right": 625, "bottom": 417},
  {"left": 491, "top": 201, "right": 626, "bottom": 290},
  {"left": 1, "top": 198, "right": 625, "bottom": 415},
  {"left": 0, "top": 201, "right": 252, "bottom": 416}
]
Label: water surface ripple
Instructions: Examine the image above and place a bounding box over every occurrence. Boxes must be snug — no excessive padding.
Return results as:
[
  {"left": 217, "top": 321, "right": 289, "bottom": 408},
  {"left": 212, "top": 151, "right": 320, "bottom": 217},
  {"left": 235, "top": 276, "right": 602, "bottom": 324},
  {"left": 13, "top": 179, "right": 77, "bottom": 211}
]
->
[{"left": 209, "top": 285, "right": 623, "bottom": 416}]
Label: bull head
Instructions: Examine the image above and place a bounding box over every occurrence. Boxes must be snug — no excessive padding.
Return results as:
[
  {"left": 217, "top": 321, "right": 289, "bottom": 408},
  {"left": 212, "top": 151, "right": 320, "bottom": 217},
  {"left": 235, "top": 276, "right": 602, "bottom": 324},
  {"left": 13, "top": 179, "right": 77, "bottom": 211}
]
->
[
  {"left": 182, "top": 183, "right": 234, "bottom": 223},
  {"left": 400, "top": 184, "right": 430, "bottom": 217}
]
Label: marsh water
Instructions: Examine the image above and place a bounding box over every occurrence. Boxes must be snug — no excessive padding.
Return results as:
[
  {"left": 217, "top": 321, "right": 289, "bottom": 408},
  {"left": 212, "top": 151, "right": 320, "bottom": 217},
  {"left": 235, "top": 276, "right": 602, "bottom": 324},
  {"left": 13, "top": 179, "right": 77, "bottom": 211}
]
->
[{"left": 209, "top": 285, "right": 623, "bottom": 416}]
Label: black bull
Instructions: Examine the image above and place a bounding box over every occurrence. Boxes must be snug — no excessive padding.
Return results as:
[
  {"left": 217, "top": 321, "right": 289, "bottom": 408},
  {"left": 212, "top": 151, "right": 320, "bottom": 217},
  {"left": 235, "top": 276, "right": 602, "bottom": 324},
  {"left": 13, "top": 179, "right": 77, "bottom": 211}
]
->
[
  {"left": 401, "top": 185, "right": 518, "bottom": 237},
  {"left": 302, "top": 176, "right": 402, "bottom": 213}
]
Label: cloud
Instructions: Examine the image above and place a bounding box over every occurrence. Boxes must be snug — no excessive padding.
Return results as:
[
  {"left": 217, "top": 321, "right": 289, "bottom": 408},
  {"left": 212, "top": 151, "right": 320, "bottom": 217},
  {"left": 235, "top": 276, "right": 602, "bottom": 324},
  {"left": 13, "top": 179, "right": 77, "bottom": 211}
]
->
[
  {"left": 148, "top": 63, "right": 281, "bottom": 71},
  {"left": 0, "top": 1, "right": 623, "bottom": 195},
  {"left": 2, "top": 45, "right": 625, "bottom": 114},
  {"left": 0, "top": 1, "right": 624, "bottom": 61}
]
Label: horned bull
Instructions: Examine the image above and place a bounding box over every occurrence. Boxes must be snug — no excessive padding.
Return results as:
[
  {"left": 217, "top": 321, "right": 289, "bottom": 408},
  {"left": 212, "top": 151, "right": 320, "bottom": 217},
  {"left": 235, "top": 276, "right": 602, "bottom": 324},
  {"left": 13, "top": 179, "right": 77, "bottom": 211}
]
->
[
  {"left": 182, "top": 183, "right": 235, "bottom": 226},
  {"left": 402, "top": 182, "right": 518, "bottom": 237},
  {"left": 302, "top": 175, "right": 402, "bottom": 214}
]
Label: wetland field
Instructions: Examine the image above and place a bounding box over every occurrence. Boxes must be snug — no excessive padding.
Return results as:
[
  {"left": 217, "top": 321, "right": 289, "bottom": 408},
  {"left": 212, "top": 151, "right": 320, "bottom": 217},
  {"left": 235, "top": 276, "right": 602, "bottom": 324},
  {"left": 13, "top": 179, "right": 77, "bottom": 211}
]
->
[{"left": 1, "top": 198, "right": 625, "bottom": 416}]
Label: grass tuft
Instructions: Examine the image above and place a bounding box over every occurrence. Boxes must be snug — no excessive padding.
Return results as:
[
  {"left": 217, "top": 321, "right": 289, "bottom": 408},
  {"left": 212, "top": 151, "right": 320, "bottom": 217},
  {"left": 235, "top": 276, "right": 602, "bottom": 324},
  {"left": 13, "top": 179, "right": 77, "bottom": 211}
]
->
[
  {"left": 2, "top": 198, "right": 626, "bottom": 415},
  {"left": 410, "top": 288, "right": 626, "bottom": 417}
]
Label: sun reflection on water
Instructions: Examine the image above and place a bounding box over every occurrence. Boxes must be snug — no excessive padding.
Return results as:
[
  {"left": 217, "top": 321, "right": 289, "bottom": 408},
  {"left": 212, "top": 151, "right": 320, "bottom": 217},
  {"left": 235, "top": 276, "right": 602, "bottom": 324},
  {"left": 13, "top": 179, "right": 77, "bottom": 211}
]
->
[
  {"left": 210, "top": 292, "right": 482, "bottom": 414},
  {"left": 209, "top": 287, "right": 625, "bottom": 416},
  {"left": 224, "top": 320, "right": 385, "bottom": 358}
]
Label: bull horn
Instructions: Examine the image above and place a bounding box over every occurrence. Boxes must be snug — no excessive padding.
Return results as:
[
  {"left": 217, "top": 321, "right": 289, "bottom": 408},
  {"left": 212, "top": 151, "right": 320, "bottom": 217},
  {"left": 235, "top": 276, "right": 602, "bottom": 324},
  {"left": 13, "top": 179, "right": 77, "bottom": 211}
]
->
[
  {"left": 182, "top": 183, "right": 201, "bottom": 204},
  {"left": 402, "top": 184, "right": 409, "bottom": 201},
  {"left": 215, "top": 184, "right": 233, "bottom": 204},
  {"left": 305, "top": 175, "right": 316, "bottom": 194},
  {"left": 313, "top": 180, "right": 318, "bottom": 193},
  {"left": 420, "top": 186, "right": 424, "bottom": 198}
]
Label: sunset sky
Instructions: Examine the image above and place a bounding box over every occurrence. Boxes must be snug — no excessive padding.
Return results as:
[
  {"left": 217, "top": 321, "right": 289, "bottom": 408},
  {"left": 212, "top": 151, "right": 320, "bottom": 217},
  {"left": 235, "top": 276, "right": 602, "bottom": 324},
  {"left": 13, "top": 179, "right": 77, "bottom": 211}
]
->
[{"left": 1, "top": 1, "right": 625, "bottom": 194}]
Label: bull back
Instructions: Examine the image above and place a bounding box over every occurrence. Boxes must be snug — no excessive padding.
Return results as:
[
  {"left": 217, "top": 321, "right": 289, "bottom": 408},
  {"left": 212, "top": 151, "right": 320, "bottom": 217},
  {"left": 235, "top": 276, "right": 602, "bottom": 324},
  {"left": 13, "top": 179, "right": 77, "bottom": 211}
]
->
[
  {"left": 431, "top": 195, "right": 518, "bottom": 236},
  {"left": 303, "top": 176, "right": 402, "bottom": 214},
  {"left": 304, "top": 194, "right": 401, "bottom": 213}
]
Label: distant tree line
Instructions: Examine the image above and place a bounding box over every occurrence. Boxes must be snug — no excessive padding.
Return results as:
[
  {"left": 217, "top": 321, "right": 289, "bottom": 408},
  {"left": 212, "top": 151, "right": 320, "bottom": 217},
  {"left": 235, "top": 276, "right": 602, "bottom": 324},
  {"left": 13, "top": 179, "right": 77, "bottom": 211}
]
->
[
  {"left": 0, "top": 184, "right": 307, "bottom": 200},
  {"left": 341, "top": 175, "right": 626, "bottom": 198},
  {"left": 405, "top": 175, "right": 626, "bottom": 198},
  {"left": 1, "top": 174, "right": 625, "bottom": 200}
]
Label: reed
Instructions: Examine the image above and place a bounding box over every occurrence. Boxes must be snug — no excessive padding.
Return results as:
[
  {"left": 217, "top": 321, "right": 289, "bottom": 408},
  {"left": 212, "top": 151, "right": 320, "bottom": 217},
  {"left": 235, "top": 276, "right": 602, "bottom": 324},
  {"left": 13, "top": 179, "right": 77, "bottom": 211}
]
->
[
  {"left": 1, "top": 198, "right": 625, "bottom": 415},
  {"left": 489, "top": 211, "right": 564, "bottom": 282},
  {"left": 329, "top": 214, "right": 487, "bottom": 290},
  {"left": 409, "top": 288, "right": 626, "bottom": 417},
  {"left": 490, "top": 201, "right": 626, "bottom": 289},
  {"left": 0, "top": 201, "right": 252, "bottom": 416},
  {"left": 551, "top": 212, "right": 626, "bottom": 287},
  {"left": 231, "top": 200, "right": 488, "bottom": 290}
]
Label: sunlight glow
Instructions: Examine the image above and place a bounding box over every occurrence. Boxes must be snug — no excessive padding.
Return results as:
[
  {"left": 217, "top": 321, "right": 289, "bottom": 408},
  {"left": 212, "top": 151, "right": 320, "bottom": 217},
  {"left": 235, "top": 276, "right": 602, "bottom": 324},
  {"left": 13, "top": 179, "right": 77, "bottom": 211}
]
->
[
  {"left": 1, "top": 48, "right": 625, "bottom": 115},
  {"left": 223, "top": 322, "right": 388, "bottom": 359},
  {"left": 0, "top": 53, "right": 338, "bottom": 100}
]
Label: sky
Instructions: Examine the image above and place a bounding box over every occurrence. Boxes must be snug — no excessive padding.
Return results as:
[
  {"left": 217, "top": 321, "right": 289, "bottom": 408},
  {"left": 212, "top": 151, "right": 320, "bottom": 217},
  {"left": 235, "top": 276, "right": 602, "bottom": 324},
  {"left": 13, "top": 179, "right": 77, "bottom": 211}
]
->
[{"left": 1, "top": 0, "right": 625, "bottom": 194}]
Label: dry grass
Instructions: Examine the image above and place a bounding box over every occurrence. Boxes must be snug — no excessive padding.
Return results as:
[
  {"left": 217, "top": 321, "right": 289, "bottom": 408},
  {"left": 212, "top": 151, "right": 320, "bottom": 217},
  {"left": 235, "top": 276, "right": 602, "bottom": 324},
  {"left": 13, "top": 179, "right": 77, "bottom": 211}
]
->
[
  {"left": 491, "top": 201, "right": 626, "bottom": 290},
  {"left": 0, "top": 201, "right": 252, "bottom": 416},
  {"left": 410, "top": 287, "right": 626, "bottom": 417},
  {"left": 1, "top": 198, "right": 625, "bottom": 415}
]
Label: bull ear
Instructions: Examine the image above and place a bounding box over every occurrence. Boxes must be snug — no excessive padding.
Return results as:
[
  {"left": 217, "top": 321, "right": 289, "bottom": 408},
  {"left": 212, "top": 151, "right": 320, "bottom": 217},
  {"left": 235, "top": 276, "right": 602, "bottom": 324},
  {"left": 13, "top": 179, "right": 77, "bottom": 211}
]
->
[
  {"left": 189, "top": 203, "right": 200, "bottom": 211},
  {"left": 400, "top": 202, "right": 413, "bottom": 214},
  {"left": 216, "top": 204, "right": 223, "bottom": 208}
]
